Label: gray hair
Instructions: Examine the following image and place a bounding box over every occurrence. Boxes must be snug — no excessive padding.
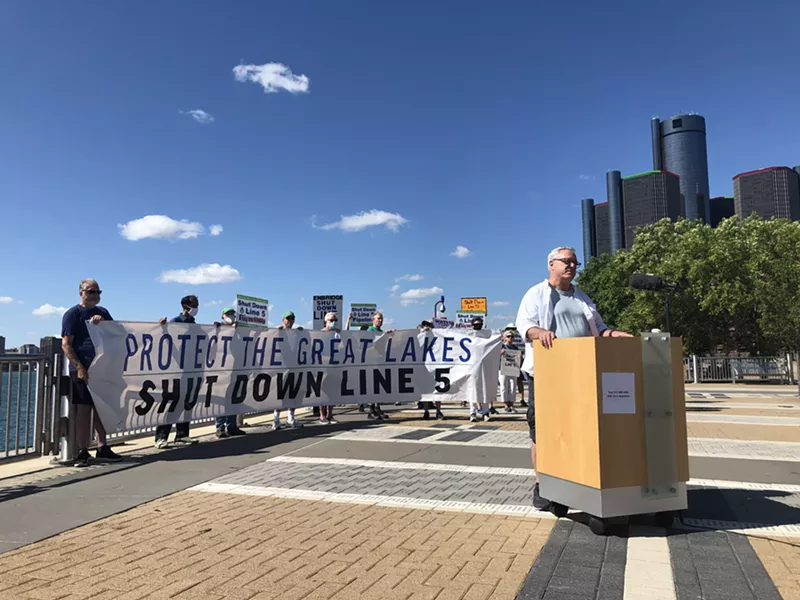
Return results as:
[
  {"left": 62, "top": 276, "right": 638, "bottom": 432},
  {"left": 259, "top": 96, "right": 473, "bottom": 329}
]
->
[
  {"left": 79, "top": 278, "right": 98, "bottom": 291},
  {"left": 372, "top": 311, "right": 383, "bottom": 319},
  {"left": 547, "top": 247, "right": 577, "bottom": 264}
]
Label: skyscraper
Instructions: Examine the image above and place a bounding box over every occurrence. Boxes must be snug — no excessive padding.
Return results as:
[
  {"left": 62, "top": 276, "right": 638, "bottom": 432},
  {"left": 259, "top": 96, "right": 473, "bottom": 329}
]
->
[
  {"left": 594, "top": 202, "right": 611, "bottom": 256},
  {"left": 606, "top": 170, "right": 624, "bottom": 252},
  {"left": 733, "top": 167, "right": 800, "bottom": 220},
  {"left": 709, "top": 196, "right": 735, "bottom": 227},
  {"left": 581, "top": 198, "right": 597, "bottom": 264},
  {"left": 621, "top": 171, "right": 681, "bottom": 249},
  {"left": 651, "top": 114, "right": 711, "bottom": 223}
]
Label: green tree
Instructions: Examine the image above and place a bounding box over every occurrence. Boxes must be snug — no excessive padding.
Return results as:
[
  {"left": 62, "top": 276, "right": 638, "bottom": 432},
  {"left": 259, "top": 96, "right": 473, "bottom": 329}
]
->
[{"left": 577, "top": 215, "right": 800, "bottom": 355}]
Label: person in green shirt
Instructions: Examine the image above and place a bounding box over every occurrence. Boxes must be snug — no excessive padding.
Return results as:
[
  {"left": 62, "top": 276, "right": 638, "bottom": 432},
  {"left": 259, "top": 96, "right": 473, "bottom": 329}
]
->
[{"left": 366, "top": 312, "right": 391, "bottom": 420}]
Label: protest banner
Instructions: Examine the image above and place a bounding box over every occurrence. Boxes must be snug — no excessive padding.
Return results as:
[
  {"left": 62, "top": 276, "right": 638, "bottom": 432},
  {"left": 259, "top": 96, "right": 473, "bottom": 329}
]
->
[
  {"left": 86, "top": 323, "right": 502, "bottom": 433},
  {"left": 236, "top": 295, "right": 269, "bottom": 328},
  {"left": 500, "top": 348, "right": 521, "bottom": 376},
  {"left": 461, "top": 297, "right": 487, "bottom": 313},
  {"left": 434, "top": 316, "right": 453, "bottom": 329},
  {"left": 350, "top": 303, "right": 377, "bottom": 328},
  {"left": 313, "top": 295, "right": 344, "bottom": 329},
  {"left": 455, "top": 310, "right": 488, "bottom": 329}
]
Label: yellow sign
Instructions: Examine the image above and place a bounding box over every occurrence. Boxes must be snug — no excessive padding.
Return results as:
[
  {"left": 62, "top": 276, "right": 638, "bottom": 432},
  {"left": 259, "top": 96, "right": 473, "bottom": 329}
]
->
[{"left": 461, "top": 297, "right": 487, "bottom": 313}]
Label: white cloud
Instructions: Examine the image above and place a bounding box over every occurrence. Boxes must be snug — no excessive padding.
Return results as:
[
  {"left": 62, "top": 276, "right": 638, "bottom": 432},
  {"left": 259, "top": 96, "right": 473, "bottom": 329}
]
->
[
  {"left": 389, "top": 284, "right": 400, "bottom": 293},
  {"left": 182, "top": 109, "right": 215, "bottom": 124},
  {"left": 233, "top": 62, "right": 310, "bottom": 94},
  {"left": 314, "top": 210, "right": 408, "bottom": 233},
  {"left": 204, "top": 300, "right": 224, "bottom": 307},
  {"left": 119, "top": 215, "right": 206, "bottom": 241},
  {"left": 394, "top": 274, "right": 423, "bottom": 282},
  {"left": 398, "top": 286, "right": 443, "bottom": 307},
  {"left": 489, "top": 313, "right": 514, "bottom": 322},
  {"left": 491, "top": 301, "right": 509, "bottom": 307},
  {"left": 158, "top": 264, "right": 242, "bottom": 285},
  {"left": 0, "top": 296, "right": 13, "bottom": 304},
  {"left": 32, "top": 304, "right": 67, "bottom": 318},
  {"left": 449, "top": 245, "right": 472, "bottom": 259},
  {"left": 209, "top": 224, "right": 223, "bottom": 236}
]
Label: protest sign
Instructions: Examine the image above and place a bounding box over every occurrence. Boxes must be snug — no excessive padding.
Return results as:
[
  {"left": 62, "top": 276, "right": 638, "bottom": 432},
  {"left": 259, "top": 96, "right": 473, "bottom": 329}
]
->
[
  {"left": 350, "top": 303, "right": 377, "bottom": 328},
  {"left": 236, "top": 295, "right": 269, "bottom": 328},
  {"left": 434, "top": 317, "right": 453, "bottom": 329},
  {"left": 455, "top": 310, "right": 488, "bottom": 329},
  {"left": 461, "top": 297, "right": 487, "bottom": 313},
  {"left": 500, "top": 348, "right": 521, "bottom": 376},
  {"left": 86, "top": 323, "right": 502, "bottom": 432},
  {"left": 313, "top": 295, "right": 344, "bottom": 330}
]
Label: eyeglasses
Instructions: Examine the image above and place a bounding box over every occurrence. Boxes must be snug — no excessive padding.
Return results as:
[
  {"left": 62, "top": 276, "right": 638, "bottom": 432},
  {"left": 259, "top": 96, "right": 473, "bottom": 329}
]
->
[
  {"left": 329, "top": 319, "right": 338, "bottom": 323},
  {"left": 82, "top": 289, "right": 102, "bottom": 295},
  {"left": 552, "top": 258, "right": 580, "bottom": 268}
]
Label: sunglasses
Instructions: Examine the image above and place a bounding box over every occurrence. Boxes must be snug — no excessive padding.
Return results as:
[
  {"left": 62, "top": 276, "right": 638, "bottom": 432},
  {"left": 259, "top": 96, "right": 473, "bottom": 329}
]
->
[
  {"left": 552, "top": 258, "right": 581, "bottom": 268},
  {"left": 82, "top": 289, "right": 102, "bottom": 295}
]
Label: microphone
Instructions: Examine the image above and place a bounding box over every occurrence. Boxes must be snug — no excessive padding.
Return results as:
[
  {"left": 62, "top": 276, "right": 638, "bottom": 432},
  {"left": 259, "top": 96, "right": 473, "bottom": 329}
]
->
[{"left": 630, "top": 273, "right": 676, "bottom": 291}]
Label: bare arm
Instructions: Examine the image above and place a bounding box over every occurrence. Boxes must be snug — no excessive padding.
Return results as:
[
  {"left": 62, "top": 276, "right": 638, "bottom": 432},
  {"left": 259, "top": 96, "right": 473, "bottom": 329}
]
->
[{"left": 62, "top": 335, "right": 87, "bottom": 380}]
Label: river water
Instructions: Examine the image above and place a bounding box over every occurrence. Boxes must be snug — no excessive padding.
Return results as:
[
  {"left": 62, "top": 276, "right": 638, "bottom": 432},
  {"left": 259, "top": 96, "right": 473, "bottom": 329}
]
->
[{"left": 0, "top": 369, "right": 37, "bottom": 453}]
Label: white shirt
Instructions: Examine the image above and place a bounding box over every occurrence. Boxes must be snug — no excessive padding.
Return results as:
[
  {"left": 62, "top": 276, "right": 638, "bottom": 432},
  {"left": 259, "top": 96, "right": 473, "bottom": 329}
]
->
[{"left": 515, "top": 279, "right": 607, "bottom": 376}]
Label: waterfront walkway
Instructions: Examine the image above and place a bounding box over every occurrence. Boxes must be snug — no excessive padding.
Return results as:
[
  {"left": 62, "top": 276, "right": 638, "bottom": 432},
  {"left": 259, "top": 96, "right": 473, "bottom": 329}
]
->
[{"left": 1, "top": 385, "right": 799, "bottom": 599}]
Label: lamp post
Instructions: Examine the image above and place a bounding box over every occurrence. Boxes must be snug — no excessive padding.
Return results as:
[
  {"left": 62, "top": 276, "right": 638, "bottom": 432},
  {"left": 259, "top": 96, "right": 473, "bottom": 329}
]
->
[{"left": 433, "top": 296, "right": 446, "bottom": 325}]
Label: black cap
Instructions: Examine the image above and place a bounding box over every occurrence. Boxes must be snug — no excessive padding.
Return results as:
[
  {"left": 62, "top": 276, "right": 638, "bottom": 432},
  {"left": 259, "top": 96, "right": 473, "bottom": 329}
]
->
[
  {"left": 420, "top": 320, "right": 433, "bottom": 328},
  {"left": 471, "top": 316, "right": 484, "bottom": 325}
]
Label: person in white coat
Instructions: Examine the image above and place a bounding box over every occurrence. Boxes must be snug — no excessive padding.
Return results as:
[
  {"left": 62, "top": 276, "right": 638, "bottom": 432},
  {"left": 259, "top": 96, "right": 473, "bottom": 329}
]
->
[{"left": 515, "top": 246, "right": 631, "bottom": 510}]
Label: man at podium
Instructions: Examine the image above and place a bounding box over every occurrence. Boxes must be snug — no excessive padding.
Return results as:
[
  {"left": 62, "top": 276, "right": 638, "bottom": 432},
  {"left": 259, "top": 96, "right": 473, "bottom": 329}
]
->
[{"left": 515, "top": 246, "right": 632, "bottom": 510}]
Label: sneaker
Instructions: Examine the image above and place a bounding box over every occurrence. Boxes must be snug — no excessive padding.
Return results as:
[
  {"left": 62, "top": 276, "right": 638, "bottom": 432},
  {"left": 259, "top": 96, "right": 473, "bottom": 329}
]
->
[
  {"left": 216, "top": 429, "right": 229, "bottom": 438},
  {"left": 379, "top": 410, "right": 390, "bottom": 419},
  {"left": 489, "top": 407, "right": 499, "bottom": 415},
  {"left": 319, "top": 419, "right": 329, "bottom": 425},
  {"left": 172, "top": 437, "right": 198, "bottom": 446},
  {"left": 460, "top": 401, "right": 468, "bottom": 408},
  {"left": 533, "top": 482, "right": 551, "bottom": 511},
  {"left": 483, "top": 413, "right": 491, "bottom": 422},
  {"left": 469, "top": 414, "right": 478, "bottom": 423},
  {"left": 287, "top": 420, "right": 303, "bottom": 429},
  {"left": 358, "top": 404, "right": 366, "bottom": 412},
  {"left": 155, "top": 438, "right": 170, "bottom": 449},
  {"left": 509, "top": 407, "right": 518, "bottom": 413},
  {"left": 367, "top": 412, "right": 379, "bottom": 420},
  {"left": 227, "top": 427, "right": 247, "bottom": 436},
  {"left": 504, "top": 407, "right": 513, "bottom": 413},
  {"left": 95, "top": 445, "right": 123, "bottom": 463},
  {"left": 436, "top": 410, "right": 444, "bottom": 420},
  {"left": 394, "top": 402, "right": 402, "bottom": 406},
  {"left": 520, "top": 400, "right": 528, "bottom": 407},
  {"left": 272, "top": 422, "right": 282, "bottom": 431},
  {"left": 422, "top": 410, "right": 430, "bottom": 420},
  {"left": 73, "top": 448, "right": 91, "bottom": 467},
  {"left": 327, "top": 418, "right": 339, "bottom": 425}
]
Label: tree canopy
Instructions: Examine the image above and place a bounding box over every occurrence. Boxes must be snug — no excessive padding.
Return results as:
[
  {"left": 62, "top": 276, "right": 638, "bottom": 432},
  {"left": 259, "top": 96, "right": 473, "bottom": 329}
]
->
[{"left": 576, "top": 216, "right": 800, "bottom": 355}]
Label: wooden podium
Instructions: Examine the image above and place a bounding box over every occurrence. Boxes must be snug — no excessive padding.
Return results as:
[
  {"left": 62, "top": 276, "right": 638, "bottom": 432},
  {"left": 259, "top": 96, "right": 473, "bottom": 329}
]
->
[{"left": 533, "top": 333, "right": 689, "bottom": 530}]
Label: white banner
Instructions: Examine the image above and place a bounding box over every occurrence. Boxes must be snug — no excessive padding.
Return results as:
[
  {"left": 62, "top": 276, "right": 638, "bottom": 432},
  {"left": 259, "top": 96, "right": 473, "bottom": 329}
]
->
[
  {"left": 313, "top": 295, "right": 343, "bottom": 330},
  {"left": 86, "top": 322, "right": 502, "bottom": 433},
  {"left": 500, "top": 349, "right": 520, "bottom": 376},
  {"left": 236, "top": 294, "right": 269, "bottom": 328}
]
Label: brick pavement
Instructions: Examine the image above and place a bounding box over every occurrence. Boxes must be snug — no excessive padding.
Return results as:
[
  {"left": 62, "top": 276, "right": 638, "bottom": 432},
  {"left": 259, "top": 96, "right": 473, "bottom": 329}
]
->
[{"left": 0, "top": 491, "right": 553, "bottom": 600}]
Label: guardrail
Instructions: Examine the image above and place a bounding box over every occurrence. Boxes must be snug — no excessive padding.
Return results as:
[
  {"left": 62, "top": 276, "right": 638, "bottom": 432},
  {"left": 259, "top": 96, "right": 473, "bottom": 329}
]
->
[{"left": 684, "top": 355, "right": 796, "bottom": 384}]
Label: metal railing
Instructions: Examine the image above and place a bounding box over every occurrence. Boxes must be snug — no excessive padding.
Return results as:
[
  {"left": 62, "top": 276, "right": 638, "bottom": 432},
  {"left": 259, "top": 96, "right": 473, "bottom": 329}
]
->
[{"left": 684, "top": 355, "right": 795, "bottom": 384}]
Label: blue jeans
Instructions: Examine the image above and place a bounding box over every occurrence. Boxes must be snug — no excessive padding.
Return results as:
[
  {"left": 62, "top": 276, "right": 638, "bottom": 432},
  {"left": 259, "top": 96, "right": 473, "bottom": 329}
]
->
[{"left": 216, "top": 415, "right": 237, "bottom": 430}]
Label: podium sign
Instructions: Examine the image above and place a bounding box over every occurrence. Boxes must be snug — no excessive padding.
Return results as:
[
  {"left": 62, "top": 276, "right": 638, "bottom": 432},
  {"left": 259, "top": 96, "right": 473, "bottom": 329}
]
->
[{"left": 533, "top": 334, "right": 689, "bottom": 518}]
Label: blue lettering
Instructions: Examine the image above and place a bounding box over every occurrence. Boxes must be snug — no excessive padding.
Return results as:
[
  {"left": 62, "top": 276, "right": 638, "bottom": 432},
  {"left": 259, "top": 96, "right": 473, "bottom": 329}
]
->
[
  {"left": 158, "top": 334, "right": 173, "bottom": 370},
  {"left": 206, "top": 336, "right": 217, "bottom": 368},
  {"left": 270, "top": 337, "right": 283, "bottom": 366},
  {"left": 385, "top": 338, "right": 397, "bottom": 363},
  {"left": 124, "top": 334, "right": 138, "bottom": 373},
  {"left": 140, "top": 334, "right": 153, "bottom": 371},
  {"left": 401, "top": 337, "right": 417, "bottom": 362},
  {"left": 343, "top": 339, "right": 355, "bottom": 364},
  {"left": 459, "top": 337, "right": 473, "bottom": 363},
  {"left": 442, "top": 337, "right": 455, "bottom": 363},
  {"left": 242, "top": 336, "right": 253, "bottom": 366},
  {"left": 297, "top": 337, "right": 308, "bottom": 365},
  {"left": 311, "top": 339, "right": 324, "bottom": 365},
  {"left": 177, "top": 335, "right": 191, "bottom": 369},
  {"left": 423, "top": 337, "right": 437, "bottom": 362},
  {"left": 194, "top": 334, "right": 206, "bottom": 369},
  {"left": 330, "top": 338, "right": 342, "bottom": 365},
  {"left": 221, "top": 336, "right": 233, "bottom": 367},
  {"left": 359, "top": 338, "right": 372, "bottom": 363},
  {"left": 252, "top": 337, "right": 267, "bottom": 367}
]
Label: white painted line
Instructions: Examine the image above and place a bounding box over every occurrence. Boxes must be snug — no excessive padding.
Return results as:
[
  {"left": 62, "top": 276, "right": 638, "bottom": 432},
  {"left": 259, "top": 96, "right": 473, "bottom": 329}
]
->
[
  {"left": 624, "top": 528, "right": 677, "bottom": 600},
  {"left": 688, "top": 414, "right": 800, "bottom": 426},
  {"left": 687, "top": 402, "right": 800, "bottom": 410}
]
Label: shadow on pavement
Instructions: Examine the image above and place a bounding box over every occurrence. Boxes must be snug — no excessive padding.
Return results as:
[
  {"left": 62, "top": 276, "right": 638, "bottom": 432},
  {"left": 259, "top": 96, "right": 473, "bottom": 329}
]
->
[{"left": 683, "top": 487, "right": 800, "bottom": 528}]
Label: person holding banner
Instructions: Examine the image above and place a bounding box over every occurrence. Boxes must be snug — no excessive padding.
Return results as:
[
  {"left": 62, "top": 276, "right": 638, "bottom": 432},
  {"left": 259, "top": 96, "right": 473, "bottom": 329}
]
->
[
  {"left": 418, "top": 321, "right": 444, "bottom": 420},
  {"left": 318, "top": 312, "right": 340, "bottom": 425},
  {"left": 61, "top": 279, "right": 123, "bottom": 467},
  {"left": 468, "top": 316, "right": 491, "bottom": 422},
  {"left": 366, "top": 312, "right": 391, "bottom": 420},
  {"left": 499, "top": 331, "right": 520, "bottom": 413},
  {"left": 273, "top": 311, "right": 303, "bottom": 430},
  {"left": 515, "top": 246, "right": 631, "bottom": 510},
  {"left": 214, "top": 308, "right": 248, "bottom": 438},
  {"left": 154, "top": 296, "right": 201, "bottom": 449}
]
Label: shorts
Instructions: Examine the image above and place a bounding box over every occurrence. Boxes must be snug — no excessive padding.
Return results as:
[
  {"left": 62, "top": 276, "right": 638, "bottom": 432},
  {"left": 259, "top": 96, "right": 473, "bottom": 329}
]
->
[
  {"left": 526, "top": 376, "right": 536, "bottom": 442},
  {"left": 70, "top": 372, "right": 95, "bottom": 406}
]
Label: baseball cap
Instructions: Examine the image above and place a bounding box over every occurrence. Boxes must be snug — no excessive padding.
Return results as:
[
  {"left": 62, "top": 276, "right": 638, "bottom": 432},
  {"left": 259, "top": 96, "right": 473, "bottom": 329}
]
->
[
  {"left": 471, "top": 316, "right": 484, "bottom": 325},
  {"left": 419, "top": 320, "right": 433, "bottom": 328},
  {"left": 283, "top": 311, "right": 295, "bottom": 319},
  {"left": 221, "top": 307, "right": 235, "bottom": 315}
]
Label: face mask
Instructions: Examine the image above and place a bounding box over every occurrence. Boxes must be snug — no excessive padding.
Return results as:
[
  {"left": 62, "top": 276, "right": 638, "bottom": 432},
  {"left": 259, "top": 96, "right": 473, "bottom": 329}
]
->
[
  {"left": 223, "top": 316, "right": 234, "bottom": 325},
  {"left": 328, "top": 321, "right": 338, "bottom": 328},
  {"left": 187, "top": 307, "right": 199, "bottom": 317}
]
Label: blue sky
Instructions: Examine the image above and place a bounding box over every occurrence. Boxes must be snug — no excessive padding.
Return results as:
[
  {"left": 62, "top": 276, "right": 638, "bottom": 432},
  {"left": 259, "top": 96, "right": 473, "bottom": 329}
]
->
[{"left": 2, "top": 0, "right": 799, "bottom": 345}]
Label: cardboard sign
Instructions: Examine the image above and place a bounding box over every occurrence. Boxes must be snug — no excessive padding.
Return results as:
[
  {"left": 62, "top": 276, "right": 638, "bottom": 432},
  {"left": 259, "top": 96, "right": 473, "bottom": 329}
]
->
[
  {"left": 236, "top": 295, "right": 269, "bottom": 328},
  {"left": 350, "top": 303, "right": 377, "bottom": 328},
  {"left": 461, "top": 297, "right": 487, "bottom": 313},
  {"left": 313, "top": 295, "right": 344, "bottom": 330},
  {"left": 500, "top": 349, "right": 521, "bottom": 376}
]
